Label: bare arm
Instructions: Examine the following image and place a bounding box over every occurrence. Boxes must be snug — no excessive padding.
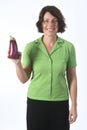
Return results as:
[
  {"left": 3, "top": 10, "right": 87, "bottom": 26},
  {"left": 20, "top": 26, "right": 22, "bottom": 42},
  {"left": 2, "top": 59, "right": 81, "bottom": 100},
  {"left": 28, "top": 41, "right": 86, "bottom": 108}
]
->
[
  {"left": 67, "top": 67, "right": 77, "bottom": 124},
  {"left": 12, "top": 53, "right": 31, "bottom": 83}
]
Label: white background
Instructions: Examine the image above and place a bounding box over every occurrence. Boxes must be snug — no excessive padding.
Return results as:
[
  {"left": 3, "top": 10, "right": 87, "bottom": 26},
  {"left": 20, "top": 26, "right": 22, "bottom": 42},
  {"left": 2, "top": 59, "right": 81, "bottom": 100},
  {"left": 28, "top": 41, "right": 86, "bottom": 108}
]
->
[{"left": 0, "top": 0, "right": 87, "bottom": 130}]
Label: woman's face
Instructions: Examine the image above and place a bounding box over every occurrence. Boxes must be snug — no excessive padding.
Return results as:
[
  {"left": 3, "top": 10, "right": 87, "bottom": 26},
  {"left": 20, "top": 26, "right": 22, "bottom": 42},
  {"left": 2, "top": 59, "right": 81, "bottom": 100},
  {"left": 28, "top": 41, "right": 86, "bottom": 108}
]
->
[{"left": 42, "top": 12, "right": 58, "bottom": 37}]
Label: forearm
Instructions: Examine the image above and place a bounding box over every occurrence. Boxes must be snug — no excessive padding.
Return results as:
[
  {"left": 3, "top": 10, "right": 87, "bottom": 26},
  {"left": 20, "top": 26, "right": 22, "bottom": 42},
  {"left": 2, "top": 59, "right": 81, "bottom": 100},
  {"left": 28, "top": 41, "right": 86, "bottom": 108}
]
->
[
  {"left": 15, "top": 62, "right": 29, "bottom": 83},
  {"left": 67, "top": 68, "right": 78, "bottom": 123},
  {"left": 68, "top": 78, "right": 77, "bottom": 123},
  {"left": 69, "top": 78, "right": 77, "bottom": 107}
]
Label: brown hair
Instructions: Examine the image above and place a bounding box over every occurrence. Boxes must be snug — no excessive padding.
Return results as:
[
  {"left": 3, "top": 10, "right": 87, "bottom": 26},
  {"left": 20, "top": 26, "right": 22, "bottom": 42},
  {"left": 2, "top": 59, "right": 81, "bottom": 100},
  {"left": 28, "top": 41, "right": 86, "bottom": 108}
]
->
[{"left": 36, "top": 5, "right": 66, "bottom": 33}]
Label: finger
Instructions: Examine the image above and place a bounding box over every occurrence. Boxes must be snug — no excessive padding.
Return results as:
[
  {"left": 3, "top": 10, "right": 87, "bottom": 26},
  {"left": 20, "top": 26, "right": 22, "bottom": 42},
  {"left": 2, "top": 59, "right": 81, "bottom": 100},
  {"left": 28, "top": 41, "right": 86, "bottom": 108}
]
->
[{"left": 69, "top": 114, "right": 77, "bottom": 124}]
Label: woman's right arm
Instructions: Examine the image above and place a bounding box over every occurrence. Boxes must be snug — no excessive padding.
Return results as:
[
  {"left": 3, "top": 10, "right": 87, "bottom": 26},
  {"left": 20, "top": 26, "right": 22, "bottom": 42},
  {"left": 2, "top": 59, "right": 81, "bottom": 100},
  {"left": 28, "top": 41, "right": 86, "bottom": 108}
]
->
[
  {"left": 12, "top": 53, "right": 31, "bottom": 83},
  {"left": 15, "top": 62, "right": 31, "bottom": 83}
]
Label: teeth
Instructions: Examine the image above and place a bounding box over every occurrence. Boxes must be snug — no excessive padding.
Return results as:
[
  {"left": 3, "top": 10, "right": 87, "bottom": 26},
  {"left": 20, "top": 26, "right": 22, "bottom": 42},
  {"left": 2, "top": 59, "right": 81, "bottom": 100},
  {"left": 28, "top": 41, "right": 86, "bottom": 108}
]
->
[{"left": 47, "top": 29, "right": 54, "bottom": 31}]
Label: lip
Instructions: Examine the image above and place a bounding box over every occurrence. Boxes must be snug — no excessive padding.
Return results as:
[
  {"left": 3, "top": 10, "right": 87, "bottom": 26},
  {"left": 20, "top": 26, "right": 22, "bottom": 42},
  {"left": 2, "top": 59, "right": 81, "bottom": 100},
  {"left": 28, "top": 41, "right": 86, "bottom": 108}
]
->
[{"left": 47, "top": 28, "right": 55, "bottom": 31}]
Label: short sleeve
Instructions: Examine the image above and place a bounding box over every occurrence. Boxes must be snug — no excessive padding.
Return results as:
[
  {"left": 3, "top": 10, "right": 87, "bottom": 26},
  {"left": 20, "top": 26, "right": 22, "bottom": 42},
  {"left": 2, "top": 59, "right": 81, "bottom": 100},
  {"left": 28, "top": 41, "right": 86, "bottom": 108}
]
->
[
  {"left": 22, "top": 44, "right": 32, "bottom": 66},
  {"left": 67, "top": 44, "right": 77, "bottom": 68}
]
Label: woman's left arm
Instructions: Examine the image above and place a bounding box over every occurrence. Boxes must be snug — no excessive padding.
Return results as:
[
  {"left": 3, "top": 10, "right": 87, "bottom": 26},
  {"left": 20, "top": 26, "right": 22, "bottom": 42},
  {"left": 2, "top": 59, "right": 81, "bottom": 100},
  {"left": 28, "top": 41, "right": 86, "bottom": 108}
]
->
[{"left": 67, "top": 67, "right": 78, "bottom": 124}]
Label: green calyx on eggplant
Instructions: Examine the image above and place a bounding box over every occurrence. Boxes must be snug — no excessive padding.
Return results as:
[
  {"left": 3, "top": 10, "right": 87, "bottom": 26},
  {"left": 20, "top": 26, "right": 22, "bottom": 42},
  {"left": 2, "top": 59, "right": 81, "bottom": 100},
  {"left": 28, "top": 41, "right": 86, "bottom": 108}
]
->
[{"left": 8, "top": 36, "right": 19, "bottom": 59}]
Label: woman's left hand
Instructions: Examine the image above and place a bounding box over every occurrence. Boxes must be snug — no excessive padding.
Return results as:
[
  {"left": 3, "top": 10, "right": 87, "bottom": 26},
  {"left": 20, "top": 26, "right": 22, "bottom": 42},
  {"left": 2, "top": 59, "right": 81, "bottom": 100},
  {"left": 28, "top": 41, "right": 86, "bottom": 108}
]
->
[{"left": 68, "top": 106, "right": 77, "bottom": 124}]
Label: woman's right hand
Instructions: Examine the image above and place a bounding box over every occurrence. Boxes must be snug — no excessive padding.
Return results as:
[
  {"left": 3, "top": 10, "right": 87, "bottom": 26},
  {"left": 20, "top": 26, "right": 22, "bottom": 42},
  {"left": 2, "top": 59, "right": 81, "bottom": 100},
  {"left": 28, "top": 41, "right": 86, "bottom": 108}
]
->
[{"left": 12, "top": 52, "right": 22, "bottom": 66}]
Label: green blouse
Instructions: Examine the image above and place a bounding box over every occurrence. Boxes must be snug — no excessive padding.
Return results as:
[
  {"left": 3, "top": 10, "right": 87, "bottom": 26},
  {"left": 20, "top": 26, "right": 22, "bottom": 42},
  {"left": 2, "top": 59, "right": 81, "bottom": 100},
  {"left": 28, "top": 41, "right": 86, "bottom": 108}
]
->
[{"left": 22, "top": 36, "right": 77, "bottom": 101}]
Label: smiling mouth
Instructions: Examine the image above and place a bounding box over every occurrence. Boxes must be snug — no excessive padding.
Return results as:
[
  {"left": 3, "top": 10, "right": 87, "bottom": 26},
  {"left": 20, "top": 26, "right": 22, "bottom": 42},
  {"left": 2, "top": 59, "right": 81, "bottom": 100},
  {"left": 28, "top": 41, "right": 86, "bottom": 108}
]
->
[{"left": 47, "top": 28, "right": 55, "bottom": 32}]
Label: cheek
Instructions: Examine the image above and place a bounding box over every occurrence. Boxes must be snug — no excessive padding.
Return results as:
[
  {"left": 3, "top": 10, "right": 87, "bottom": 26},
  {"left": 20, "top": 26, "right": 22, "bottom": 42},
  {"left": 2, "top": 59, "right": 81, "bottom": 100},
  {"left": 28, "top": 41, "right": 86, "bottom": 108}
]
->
[
  {"left": 42, "top": 24, "right": 46, "bottom": 33},
  {"left": 41, "top": 23, "right": 45, "bottom": 32},
  {"left": 42, "top": 23, "right": 46, "bottom": 28},
  {"left": 56, "top": 24, "right": 59, "bottom": 32}
]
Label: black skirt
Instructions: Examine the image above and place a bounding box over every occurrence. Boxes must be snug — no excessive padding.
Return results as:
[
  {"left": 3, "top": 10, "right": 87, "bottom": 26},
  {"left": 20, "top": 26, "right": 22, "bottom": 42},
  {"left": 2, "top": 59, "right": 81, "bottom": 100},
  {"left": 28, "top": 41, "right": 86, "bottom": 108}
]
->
[{"left": 26, "top": 98, "right": 70, "bottom": 130}]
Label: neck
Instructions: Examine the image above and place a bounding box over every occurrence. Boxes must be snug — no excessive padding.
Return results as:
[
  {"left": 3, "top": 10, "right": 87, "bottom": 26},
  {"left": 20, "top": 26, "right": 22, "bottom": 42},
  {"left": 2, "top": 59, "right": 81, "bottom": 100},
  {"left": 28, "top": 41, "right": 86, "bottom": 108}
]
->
[{"left": 42, "top": 35, "right": 57, "bottom": 46}]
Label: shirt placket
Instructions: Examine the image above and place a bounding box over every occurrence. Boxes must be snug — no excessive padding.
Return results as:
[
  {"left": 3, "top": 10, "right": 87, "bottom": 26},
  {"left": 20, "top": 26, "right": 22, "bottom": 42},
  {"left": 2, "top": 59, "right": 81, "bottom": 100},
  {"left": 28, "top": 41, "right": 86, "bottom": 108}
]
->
[{"left": 48, "top": 55, "right": 53, "bottom": 97}]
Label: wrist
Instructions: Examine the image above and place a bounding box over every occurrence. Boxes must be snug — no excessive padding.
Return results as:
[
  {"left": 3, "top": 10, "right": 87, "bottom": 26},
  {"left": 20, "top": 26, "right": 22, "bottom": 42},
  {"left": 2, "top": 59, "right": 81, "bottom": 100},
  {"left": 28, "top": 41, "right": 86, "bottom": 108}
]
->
[
  {"left": 15, "top": 61, "right": 22, "bottom": 67},
  {"left": 71, "top": 103, "right": 77, "bottom": 108}
]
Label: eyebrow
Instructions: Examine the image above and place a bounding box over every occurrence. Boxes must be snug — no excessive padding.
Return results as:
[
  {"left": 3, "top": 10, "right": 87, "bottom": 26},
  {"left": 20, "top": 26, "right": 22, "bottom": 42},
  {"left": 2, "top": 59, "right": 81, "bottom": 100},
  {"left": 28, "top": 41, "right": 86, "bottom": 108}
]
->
[{"left": 43, "top": 17, "right": 58, "bottom": 20}]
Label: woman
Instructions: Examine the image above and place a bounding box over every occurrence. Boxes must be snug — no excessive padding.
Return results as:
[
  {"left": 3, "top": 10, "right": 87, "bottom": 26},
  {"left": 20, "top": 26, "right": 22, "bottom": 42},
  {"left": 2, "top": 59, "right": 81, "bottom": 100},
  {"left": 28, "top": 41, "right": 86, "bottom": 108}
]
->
[{"left": 12, "top": 5, "right": 77, "bottom": 130}]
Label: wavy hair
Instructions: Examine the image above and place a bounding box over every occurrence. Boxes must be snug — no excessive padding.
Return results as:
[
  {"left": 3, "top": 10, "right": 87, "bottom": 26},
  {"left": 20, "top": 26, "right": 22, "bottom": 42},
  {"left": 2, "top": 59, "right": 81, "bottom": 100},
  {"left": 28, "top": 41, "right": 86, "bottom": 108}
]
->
[{"left": 36, "top": 5, "right": 66, "bottom": 33}]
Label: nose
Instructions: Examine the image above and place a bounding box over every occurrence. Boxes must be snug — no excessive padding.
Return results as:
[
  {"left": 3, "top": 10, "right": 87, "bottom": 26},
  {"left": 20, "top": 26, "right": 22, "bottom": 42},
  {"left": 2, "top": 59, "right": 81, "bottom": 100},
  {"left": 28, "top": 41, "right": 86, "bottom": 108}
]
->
[
  {"left": 47, "top": 20, "right": 58, "bottom": 26},
  {"left": 49, "top": 21, "right": 54, "bottom": 25}
]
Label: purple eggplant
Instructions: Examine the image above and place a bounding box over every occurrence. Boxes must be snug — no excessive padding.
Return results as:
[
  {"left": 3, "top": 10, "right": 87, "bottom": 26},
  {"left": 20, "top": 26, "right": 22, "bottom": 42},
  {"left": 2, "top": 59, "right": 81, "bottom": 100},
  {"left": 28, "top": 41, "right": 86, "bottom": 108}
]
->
[{"left": 8, "top": 36, "right": 19, "bottom": 59}]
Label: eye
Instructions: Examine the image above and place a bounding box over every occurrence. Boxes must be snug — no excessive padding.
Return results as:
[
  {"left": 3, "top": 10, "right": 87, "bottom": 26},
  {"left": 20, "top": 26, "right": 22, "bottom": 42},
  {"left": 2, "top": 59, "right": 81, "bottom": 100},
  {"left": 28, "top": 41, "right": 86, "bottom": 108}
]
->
[
  {"left": 53, "top": 19, "right": 58, "bottom": 23},
  {"left": 43, "top": 19, "right": 58, "bottom": 24},
  {"left": 43, "top": 20, "right": 49, "bottom": 24}
]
